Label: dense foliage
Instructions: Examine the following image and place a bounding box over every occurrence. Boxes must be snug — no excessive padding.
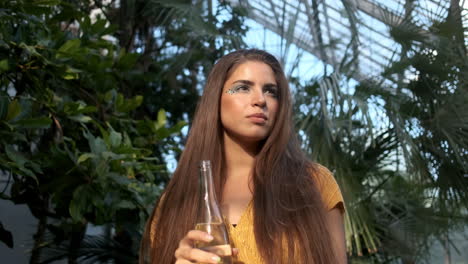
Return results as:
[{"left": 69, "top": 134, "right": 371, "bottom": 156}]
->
[
  {"left": 0, "top": 0, "right": 466, "bottom": 263},
  {"left": 0, "top": 0, "right": 245, "bottom": 263},
  {"left": 292, "top": 3, "right": 468, "bottom": 262}
]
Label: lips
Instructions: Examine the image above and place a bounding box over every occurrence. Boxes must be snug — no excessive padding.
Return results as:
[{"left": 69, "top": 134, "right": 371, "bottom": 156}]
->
[
  {"left": 247, "top": 113, "right": 268, "bottom": 124},
  {"left": 247, "top": 113, "right": 268, "bottom": 120}
]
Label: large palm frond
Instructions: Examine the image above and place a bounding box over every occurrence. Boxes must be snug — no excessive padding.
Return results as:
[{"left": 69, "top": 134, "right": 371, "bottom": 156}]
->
[
  {"left": 39, "top": 231, "right": 139, "bottom": 264},
  {"left": 252, "top": 0, "right": 468, "bottom": 261}
]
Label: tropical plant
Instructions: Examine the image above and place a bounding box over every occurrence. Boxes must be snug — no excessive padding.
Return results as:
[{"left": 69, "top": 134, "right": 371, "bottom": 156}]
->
[
  {"left": 1, "top": 0, "right": 247, "bottom": 262},
  {"left": 291, "top": 1, "right": 468, "bottom": 263},
  {"left": 236, "top": 0, "right": 467, "bottom": 262}
]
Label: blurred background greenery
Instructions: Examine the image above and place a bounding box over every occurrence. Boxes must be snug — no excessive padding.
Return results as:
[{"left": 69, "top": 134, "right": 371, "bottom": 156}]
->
[{"left": 0, "top": 0, "right": 466, "bottom": 263}]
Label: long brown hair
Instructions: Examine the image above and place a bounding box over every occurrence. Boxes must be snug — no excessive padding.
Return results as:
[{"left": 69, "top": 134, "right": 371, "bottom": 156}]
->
[{"left": 140, "top": 49, "right": 337, "bottom": 263}]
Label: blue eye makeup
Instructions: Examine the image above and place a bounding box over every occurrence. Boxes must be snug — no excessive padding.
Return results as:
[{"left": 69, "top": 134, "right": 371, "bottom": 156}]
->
[
  {"left": 226, "top": 85, "right": 250, "bottom": 95},
  {"left": 225, "top": 82, "right": 278, "bottom": 98}
]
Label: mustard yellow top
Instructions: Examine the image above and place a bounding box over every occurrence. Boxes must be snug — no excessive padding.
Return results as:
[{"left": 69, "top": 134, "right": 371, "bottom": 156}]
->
[
  {"left": 226, "top": 164, "right": 344, "bottom": 264},
  {"left": 149, "top": 164, "right": 344, "bottom": 263}
]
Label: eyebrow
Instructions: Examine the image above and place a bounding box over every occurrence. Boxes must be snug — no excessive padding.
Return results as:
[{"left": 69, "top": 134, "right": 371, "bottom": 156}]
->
[
  {"left": 231, "top": 80, "right": 254, "bottom": 85},
  {"left": 231, "top": 80, "right": 278, "bottom": 88}
]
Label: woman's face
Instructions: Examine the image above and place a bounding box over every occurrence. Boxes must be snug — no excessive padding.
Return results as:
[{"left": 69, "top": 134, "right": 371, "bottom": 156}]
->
[{"left": 220, "top": 61, "right": 279, "bottom": 144}]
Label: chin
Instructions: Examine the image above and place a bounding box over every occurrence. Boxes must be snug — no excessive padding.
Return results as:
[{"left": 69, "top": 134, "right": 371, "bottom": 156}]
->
[
  {"left": 241, "top": 133, "right": 270, "bottom": 143},
  {"left": 225, "top": 131, "right": 266, "bottom": 143}
]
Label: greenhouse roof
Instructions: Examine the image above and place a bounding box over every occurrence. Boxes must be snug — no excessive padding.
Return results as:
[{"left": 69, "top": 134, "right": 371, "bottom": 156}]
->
[{"left": 229, "top": 0, "right": 467, "bottom": 84}]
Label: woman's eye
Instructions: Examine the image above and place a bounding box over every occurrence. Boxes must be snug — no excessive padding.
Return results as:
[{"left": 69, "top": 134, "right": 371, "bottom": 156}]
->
[
  {"left": 264, "top": 87, "right": 278, "bottom": 97},
  {"left": 226, "top": 85, "right": 250, "bottom": 95},
  {"left": 236, "top": 85, "right": 250, "bottom": 92}
]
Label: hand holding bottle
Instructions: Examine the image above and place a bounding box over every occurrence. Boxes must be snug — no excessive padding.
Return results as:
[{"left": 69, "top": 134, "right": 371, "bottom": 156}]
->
[
  {"left": 174, "top": 230, "right": 225, "bottom": 264},
  {"left": 175, "top": 160, "right": 234, "bottom": 264}
]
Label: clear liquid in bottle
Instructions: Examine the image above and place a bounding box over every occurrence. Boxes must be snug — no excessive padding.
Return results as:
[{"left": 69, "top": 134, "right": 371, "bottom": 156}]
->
[{"left": 195, "top": 160, "right": 232, "bottom": 264}]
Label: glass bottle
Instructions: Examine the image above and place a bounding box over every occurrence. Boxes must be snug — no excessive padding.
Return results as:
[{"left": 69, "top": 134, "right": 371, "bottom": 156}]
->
[{"left": 195, "top": 160, "right": 232, "bottom": 264}]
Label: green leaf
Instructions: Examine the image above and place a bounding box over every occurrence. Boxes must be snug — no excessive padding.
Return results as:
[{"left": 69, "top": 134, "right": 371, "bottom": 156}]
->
[
  {"left": 77, "top": 106, "right": 96, "bottom": 114},
  {"left": 155, "top": 127, "right": 170, "bottom": 141},
  {"left": 0, "top": 130, "right": 26, "bottom": 141},
  {"left": 129, "top": 95, "right": 143, "bottom": 110},
  {"left": 91, "top": 19, "right": 107, "bottom": 35},
  {"left": 18, "top": 43, "right": 41, "bottom": 58},
  {"left": 109, "top": 130, "right": 122, "bottom": 148},
  {"left": 169, "top": 120, "right": 187, "bottom": 134},
  {"left": 134, "top": 137, "right": 148, "bottom": 147},
  {"left": 56, "top": 39, "right": 81, "bottom": 58},
  {"left": 64, "top": 101, "right": 96, "bottom": 115},
  {"left": 77, "top": 153, "right": 96, "bottom": 164},
  {"left": 13, "top": 117, "right": 52, "bottom": 129},
  {"left": 5, "top": 145, "right": 28, "bottom": 167},
  {"left": 87, "top": 135, "right": 107, "bottom": 154},
  {"left": 69, "top": 185, "right": 96, "bottom": 222},
  {"left": 156, "top": 109, "right": 166, "bottom": 130},
  {"left": 4, "top": 145, "right": 38, "bottom": 183},
  {"left": 115, "top": 93, "right": 125, "bottom": 112},
  {"left": 122, "top": 132, "right": 132, "bottom": 147},
  {"left": 69, "top": 196, "right": 83, "bottom": 222},
  {"left": 62, "top": 66, "right": 80, "bottom": 80},
  {"left": 101, "top": 151, "right": 126, "bottom": 160},
  {"left": 6, "top": 100, "right": 21, "bottom": 121},
  {"left": 28, "top": 162, "right": 43, "bottom": 174},
  {"left": 69, "top": 115, "right": 92, "bottom": 123},
  {"left": 19, "top": 167, "right": 38, "bottom": 183},
  {"left": 115, "top": 94, "right": 143, "bottom": 113},
  {"left": 101, "top": 23, "right": 118, "bottom": 36},
  {"left": 108, "top": 173, "right": 131, "bottom": 186},
  {"left": 94, "top": 159, "right": 109, "bottom": 178},
  {"left": 117, "top": 51, "right": 139, "bottom": 70},
  {"left": 0, "top": 59, "right": 9, "bottom": 73},
  {"left": 103, "top": 89, "right": 115, "bottom": 103},
  {"left": 116, "top": 200, "right": 136, "bottom": 209}
]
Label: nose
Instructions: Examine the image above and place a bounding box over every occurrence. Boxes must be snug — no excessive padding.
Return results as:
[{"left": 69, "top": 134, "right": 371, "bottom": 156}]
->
[{"left": 252, "top": 88, "right": 266, "bottom": 108}]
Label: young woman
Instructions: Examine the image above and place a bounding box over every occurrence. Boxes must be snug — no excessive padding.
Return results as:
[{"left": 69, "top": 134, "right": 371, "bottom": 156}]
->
[{"left": 140, "top": 49, "right": 346, "bottom": 264}]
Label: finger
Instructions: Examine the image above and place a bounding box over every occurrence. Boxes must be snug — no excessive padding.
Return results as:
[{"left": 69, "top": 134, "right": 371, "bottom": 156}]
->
[
  {"left": 177, "top": 247, "right": 222, "bottom": 264},
  {"left": 178, "top": 230, "right": 213, "bottom": 250},
  {"left": 183, "top": 230, "right": 214, "bottom": 244},
  {"left": 232, "top": 248, "right": 239, "bottom": 257}
]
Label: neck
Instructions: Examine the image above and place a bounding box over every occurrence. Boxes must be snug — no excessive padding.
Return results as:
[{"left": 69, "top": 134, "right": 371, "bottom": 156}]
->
[{"left": 223, "top": 132, "right": 261, "bottom": 178}]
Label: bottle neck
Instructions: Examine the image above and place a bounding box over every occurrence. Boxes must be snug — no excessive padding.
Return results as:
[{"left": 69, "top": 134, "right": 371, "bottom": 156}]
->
[
  {"left": 199, "top": 164, "right": 217, "bottom": 203},
  {"left": 198, "top": 160, "right": 223, "bottom": 223}
]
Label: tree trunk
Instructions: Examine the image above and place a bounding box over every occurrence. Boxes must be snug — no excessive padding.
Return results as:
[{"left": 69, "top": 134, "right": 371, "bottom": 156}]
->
[
  {"left": 29, "top": 196, "right": 49, "bottom": 264},
  {"left": 67, "top": 222, "right": 87, "bottom": 264}
]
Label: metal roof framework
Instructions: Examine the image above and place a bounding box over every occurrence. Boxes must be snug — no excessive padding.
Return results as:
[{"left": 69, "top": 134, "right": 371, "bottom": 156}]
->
[{"left": 228, "top": 0, "right": 465, "bottom": 85}]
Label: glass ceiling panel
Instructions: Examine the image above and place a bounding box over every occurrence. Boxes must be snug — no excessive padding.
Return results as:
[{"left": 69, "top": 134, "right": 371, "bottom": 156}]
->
[{"left": 228, "top": 0, "right": 466, "bottom": 86}]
